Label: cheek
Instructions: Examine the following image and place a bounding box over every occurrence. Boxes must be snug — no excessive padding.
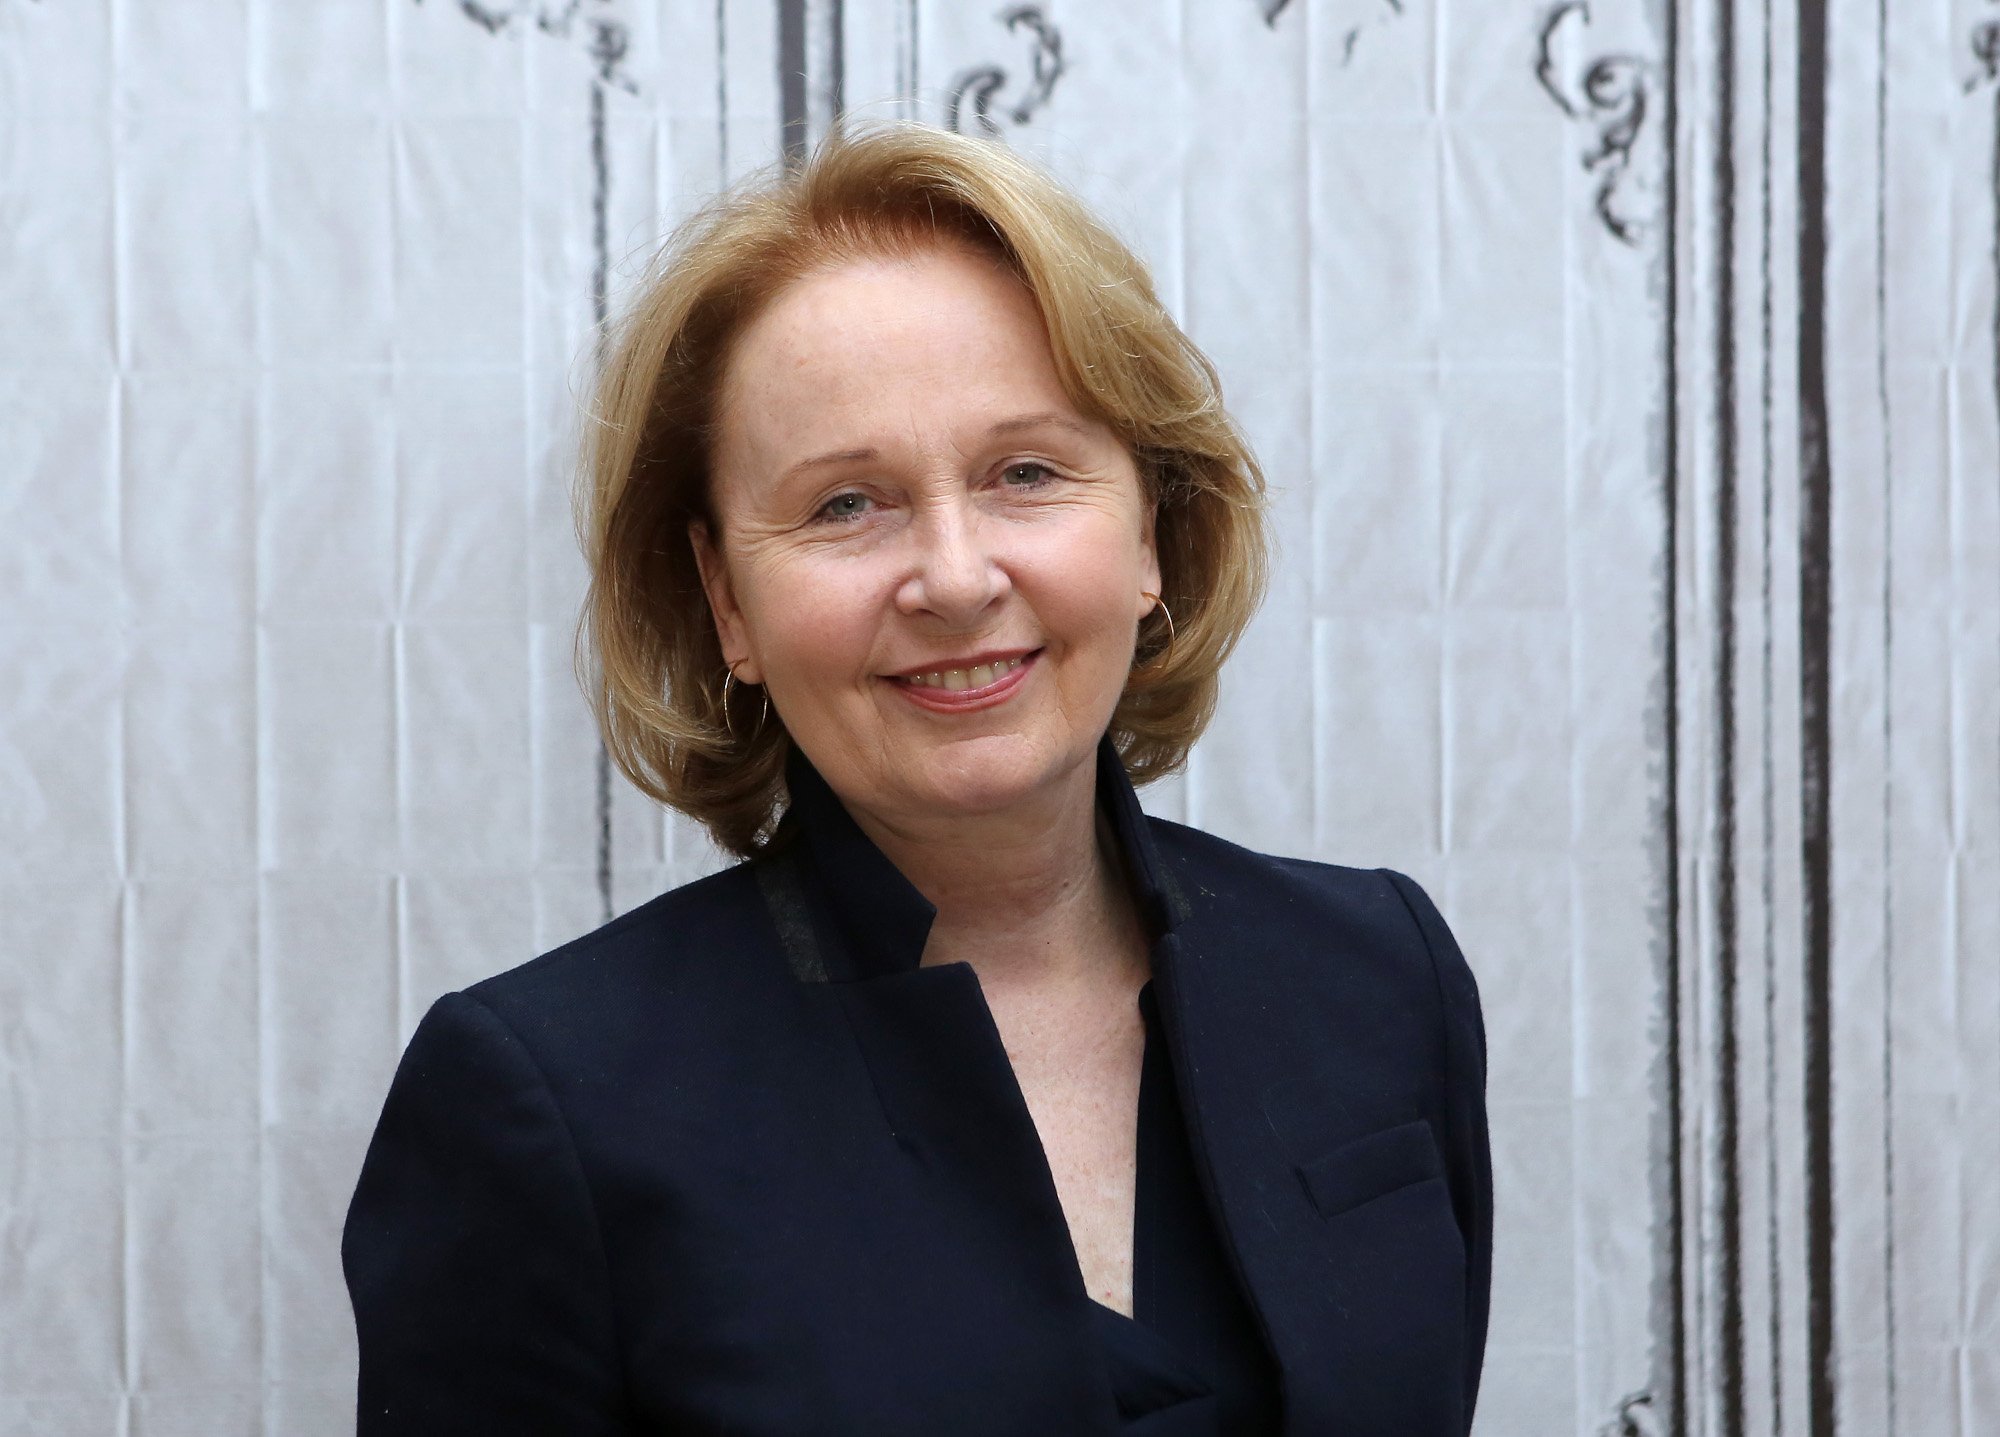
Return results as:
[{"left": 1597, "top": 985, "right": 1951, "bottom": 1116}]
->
[
  {"left": 1015, "top": 517, "right": 1149, "bottom": 644},
  {"left": 741, "top": 553, "right": 888, "bottom": 681}
]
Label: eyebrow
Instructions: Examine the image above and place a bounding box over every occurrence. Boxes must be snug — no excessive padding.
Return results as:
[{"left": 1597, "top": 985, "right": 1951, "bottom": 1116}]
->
[{"left": 779, "top": 412, "right": 1095, "bottom": 483}]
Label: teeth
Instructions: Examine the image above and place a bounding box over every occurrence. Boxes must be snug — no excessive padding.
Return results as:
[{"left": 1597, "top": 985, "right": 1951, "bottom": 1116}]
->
[{"left": 899, "top": 655, "right": 1027, "bottom": 688}]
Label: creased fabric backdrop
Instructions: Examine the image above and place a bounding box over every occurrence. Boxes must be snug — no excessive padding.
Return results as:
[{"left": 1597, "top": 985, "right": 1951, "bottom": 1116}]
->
[{"left": 1, "top": 1, "right": 1994, "bottom": 1434}]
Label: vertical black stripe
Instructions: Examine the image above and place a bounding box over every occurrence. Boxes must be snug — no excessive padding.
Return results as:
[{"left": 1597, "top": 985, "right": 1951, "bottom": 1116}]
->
[
  {"left": 778, "top": 0, "right": 808, "bottom": 166},
  {"left": 1758, "top": 0, "right": 1786, "bottom": 1429},
  {"left": 893, "top": 0, "right": 916, "bottom": 100},
  {"left": 1994, "top": 95, "right": 2000, "bottom": 631},
  {"left": 1714, "top": 0, "right": 1747, "bottom": 1429},
  {"left": 717, "top": 0, "right": 730, "bottom": 178},
  {"left": 1796, "top": 0, "right": 1837, "bottom": 1433},
  {"left": 588, "top": 80, "right": 611, "bottom": 394},
  {"left": 828, "top": 0, "right": 845, "bottom": 122},
  {"left": 1659, "top": 0, "right": 1689, "bottom": 1428},
  {"left": 590, "top": 71, "right": 614, "bottom": 924}
]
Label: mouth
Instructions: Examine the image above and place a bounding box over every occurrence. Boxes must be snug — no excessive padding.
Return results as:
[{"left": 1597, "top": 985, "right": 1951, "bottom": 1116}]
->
[{"left": 885, "top": 648, "right": 1042, "bottom": 712}]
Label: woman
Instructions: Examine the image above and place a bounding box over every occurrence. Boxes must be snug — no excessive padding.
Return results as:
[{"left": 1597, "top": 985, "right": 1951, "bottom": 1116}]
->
[{"left": 343, "top": 120, "right": 1491, "bottom": 1436}]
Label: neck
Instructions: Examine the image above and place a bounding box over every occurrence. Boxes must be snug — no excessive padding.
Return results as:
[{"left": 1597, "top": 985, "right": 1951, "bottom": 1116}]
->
[{"left": 844, "top": 762, "right": 1148, "bottom": 997}]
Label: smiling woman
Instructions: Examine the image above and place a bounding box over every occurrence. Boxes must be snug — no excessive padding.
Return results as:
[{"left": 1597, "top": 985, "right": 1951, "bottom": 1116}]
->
[
  {"left": 689, "top": 241, "right": 1162, "bottom": 834},
  {"left": 341, "top": 120, "right": 1492, "bottom": 1437}
]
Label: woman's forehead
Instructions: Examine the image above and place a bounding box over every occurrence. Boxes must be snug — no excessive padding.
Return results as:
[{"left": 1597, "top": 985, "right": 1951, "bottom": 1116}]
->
[
  {"left": 713, "top": 251, "right": 1088, "bottom": 470},
  {"left": 732, "top": 250, "right": 1049, "bottom": 383}
]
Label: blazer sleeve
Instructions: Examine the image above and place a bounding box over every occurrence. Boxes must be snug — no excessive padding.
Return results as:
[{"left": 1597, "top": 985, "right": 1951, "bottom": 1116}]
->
[
  {"left": 341, "top": 990, "right": 630, "bottom": 1435},
  {"left": 1381, "top": 869, "right": 1494, "bottom": 1434}
]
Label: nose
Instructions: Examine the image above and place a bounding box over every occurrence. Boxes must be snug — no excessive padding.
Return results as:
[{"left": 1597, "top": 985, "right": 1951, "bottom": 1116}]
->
[{"left": 895, "top": 494, "right": 1009, "bottom": 625}]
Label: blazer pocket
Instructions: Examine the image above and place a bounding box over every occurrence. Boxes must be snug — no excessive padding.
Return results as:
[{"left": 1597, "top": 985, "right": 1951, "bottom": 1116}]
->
[{"left": 1295, "top": 1118, "right": 1444, "bottom": 1221}]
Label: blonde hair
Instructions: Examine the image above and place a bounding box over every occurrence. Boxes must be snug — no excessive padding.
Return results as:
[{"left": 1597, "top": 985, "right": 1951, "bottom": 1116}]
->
[{"left": 576, "top": 120, "right": 1269, "bottom": 858}]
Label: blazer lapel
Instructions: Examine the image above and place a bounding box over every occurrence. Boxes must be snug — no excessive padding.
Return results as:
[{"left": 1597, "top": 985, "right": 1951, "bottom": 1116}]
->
[
  {"left": 759, "top": 746, "right": 1122, "bottom": 1433},
  {"left": 1149, "top": 922, "right": 1334, "bottom": 1433},
  {"left": 1091, "top": 747, "right": 1337, "bottom": 1432},
  {"left": 1142, "top": 835, "right": 1467, "bottom": 1436}
]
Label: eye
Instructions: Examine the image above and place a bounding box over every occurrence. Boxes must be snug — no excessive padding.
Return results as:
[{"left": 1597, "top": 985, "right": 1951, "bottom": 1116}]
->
[
  {"left": 1000, "top": 461, "right": 1058, "bottom": 489},
  {"left": 816, "top": 491, "right": 874, "bottom": 523}
]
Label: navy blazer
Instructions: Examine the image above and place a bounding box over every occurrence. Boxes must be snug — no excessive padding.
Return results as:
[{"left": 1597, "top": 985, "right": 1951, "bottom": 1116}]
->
[{"left": 342, "top": 735, "right": 1493, "bottom": 1435}]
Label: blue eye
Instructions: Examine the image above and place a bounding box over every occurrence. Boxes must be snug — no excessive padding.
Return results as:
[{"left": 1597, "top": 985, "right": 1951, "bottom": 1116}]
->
[
  {"left": 818, "top": 492, "right": 873, "bottom": 522},
  {"left": 1002, "top": 462, "right": 1056, "bottom": 488}
]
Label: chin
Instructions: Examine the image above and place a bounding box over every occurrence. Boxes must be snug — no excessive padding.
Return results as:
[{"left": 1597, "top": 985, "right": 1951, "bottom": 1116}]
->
[{"left": 910, "top": 731, "right": 1077, "bottom": 815}]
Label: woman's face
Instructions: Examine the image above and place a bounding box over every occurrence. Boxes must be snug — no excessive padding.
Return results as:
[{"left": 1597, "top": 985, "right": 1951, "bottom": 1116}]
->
[{"left": 693, "top": 242, "right": 1160, "bottom": 831}]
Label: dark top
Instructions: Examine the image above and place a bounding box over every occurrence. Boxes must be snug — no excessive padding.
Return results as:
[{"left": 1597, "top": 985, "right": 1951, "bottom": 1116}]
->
[
  {"left": 343, "top": 733, "right": 1492, "bottom": 1435},
  {"left": 1091, "top": 979, "right": 1282, "bottom": 1433}
]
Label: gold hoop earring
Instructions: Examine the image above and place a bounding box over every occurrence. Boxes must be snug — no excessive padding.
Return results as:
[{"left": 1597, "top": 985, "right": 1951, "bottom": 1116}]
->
[
  {"left": 720, "top": 662, "right": 769, "bottom": 741},
  {"left": 1139, "top": 591, "right": 1176, "bottom": 665}
]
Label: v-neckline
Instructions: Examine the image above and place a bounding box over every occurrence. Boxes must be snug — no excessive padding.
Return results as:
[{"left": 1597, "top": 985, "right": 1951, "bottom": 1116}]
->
[{"left": 1061, "top": 974, "right": 1162, "bottom": 1327}]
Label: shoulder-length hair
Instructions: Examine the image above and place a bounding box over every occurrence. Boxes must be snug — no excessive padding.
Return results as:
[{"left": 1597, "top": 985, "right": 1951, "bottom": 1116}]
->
[{"left": 576, "top": 119, "right": 1269, "bottom": 859}]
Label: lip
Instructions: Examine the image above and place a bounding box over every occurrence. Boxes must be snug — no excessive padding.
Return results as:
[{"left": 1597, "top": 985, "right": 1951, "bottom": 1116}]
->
[{"left": 885, "top": 648, "right": 1041, "bottom": 713}]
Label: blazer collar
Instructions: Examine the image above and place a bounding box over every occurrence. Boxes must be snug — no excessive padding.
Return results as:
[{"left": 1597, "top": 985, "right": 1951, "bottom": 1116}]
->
[{"left": 777, "top": 731, "right": 1183, "bottom": 982}]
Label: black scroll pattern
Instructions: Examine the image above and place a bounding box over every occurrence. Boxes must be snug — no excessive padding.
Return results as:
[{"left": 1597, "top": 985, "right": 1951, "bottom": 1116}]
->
[
  {"left": 1535, "top": 1, "right": 1659, "bottom": 246},
  {"left": 945, "top": 5, "right": 1064, "bottom": 139},
  {"left": 1599, "top": 1390, "right": 1663, "bottom": 1437},
  {"left": 415, "top": 0, "right": 637, "bottom": 92},
  {"left": 1968, "top": 2, "right": 2000, "bottom": 93},
  {"left": 1260, "top": 0, "right": 1407, "bottom": 68}
]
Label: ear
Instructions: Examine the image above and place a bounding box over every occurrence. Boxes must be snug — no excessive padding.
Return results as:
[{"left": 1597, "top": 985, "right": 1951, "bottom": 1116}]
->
[
  {"left": 1135, "top": 505, "right": 1163, "bottom": 623},
  {"left": 688, "top": 519, "right": 763, "bottom": 685}
]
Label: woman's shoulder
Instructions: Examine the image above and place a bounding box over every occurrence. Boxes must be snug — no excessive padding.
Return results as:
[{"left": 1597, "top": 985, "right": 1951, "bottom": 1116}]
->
[
  {"left": 1143, "top": 815, "right": 1477, "bottom": 1010},
  {"left": 1145, "top": 814, "right": 1438, "bottom": 929},
  {"left": 447, "top": 859, "right": 783, "bottom": 1057}
]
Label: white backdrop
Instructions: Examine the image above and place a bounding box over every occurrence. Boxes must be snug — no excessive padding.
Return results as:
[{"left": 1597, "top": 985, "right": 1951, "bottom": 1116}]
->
[{"left": 1, "top": 2, "right": 1994, "bottom": 1434}]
